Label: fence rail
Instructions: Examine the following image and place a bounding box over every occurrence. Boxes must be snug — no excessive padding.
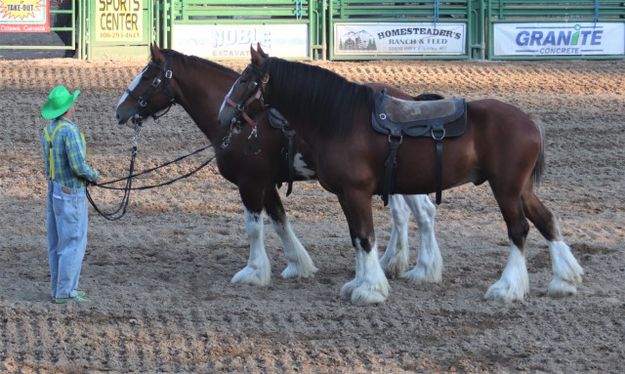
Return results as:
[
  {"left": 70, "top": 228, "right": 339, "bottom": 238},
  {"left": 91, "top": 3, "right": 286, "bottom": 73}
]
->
[{"left": 1, "top": 0, "right": 625, "bottom": 60}]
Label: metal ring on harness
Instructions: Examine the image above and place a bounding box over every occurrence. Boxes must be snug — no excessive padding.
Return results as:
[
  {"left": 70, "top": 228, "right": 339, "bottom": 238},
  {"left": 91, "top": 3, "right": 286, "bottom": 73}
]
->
[{"left": 432, "top": 128, "right": 446, "bottom": 141}]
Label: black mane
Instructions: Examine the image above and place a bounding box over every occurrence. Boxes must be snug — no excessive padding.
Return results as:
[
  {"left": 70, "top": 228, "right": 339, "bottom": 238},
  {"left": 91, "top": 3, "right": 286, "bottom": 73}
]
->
[
  {"left": 160, "top": 49, "right": 239, "bottom": 78},
  {"left": 262, "top": 57, "right": 373, "bottom": 138}
]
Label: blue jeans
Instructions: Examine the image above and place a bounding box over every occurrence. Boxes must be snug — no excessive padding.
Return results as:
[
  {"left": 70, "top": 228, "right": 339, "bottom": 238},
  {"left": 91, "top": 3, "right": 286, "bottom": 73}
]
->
[{"left": 46, "top": 181, "right": 88, "bottom": 299}]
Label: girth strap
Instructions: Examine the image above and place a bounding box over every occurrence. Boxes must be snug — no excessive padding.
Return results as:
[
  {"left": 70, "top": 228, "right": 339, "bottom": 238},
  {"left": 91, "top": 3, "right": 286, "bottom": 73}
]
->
[
  {"left": 382, "top": 136, "right": 402, "bottom": 206},
  {"left": 267, "top": 108, "right": 296, "bottom": 196},
  {"left": 434, "top": 133, "right": 444, "bottom": 205}
]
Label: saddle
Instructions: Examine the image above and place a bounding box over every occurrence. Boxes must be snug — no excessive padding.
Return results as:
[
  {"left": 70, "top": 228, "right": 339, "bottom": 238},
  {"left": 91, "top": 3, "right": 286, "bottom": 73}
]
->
[
  {"left": 267, "top": 107, "right": 297, "bottom": 196},
  {"left": 371, "top": 90, "right": 467, "bottom": 205}
]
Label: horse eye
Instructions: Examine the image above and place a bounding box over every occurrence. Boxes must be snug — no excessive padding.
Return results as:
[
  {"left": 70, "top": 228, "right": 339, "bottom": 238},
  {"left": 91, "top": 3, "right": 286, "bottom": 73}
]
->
[{"left": 248, "top": 81, "right": 258, "bottom": 90}]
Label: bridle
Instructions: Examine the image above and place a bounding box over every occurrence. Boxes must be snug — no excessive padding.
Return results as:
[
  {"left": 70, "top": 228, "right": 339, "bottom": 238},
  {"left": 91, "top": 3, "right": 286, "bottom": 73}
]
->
[
  {"left": 222, "top": 63, "right": 270, "bottom": 130},
  {"left": 125, "top": 54, "right": 177, "bottom": 122}
]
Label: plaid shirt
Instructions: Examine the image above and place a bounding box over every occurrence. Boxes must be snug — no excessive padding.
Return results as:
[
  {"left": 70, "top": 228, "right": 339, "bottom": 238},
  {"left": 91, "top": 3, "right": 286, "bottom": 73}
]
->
[{"left": 41, "top": 118, "right": 98, "bottom": 188}]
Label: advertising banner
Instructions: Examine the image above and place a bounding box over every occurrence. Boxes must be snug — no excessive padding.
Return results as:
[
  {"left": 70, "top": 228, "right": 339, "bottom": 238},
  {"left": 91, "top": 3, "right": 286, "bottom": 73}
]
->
[
  {"left": 173, "top": 24, "right": 310, "bottom": 59},
  {"left": 334, "top": 23, "right": 466, "bottom": 56},
  {"left": 0, "top": 0, "right": 49, "bottom": 32},
  {"left": 494, "top": 23, "right": 625, "bottom": 56},
  {"left": 95, "top": 0, "right": 143, "bottom": 42}
]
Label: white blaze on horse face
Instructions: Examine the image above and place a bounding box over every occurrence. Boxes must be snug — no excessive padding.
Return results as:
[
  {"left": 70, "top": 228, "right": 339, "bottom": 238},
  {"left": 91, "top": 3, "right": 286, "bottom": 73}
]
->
[
  {"left": 117, "top": 69, "right": 145, "bottom": 109},
  {"left": 230, "top": 208, "right": 271, "bottom": 286},
  {"left": 293, "top": 153, "right": 316, "bottom": 179},
  {"left": 484, "top": 245, "right": 529, "bottom": 302},
  {"left": 219, "top": 82, "right": 236, "bottom": 117}
]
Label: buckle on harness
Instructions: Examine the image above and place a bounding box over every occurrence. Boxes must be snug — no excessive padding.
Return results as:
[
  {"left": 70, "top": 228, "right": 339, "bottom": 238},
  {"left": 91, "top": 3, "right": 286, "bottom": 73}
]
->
[{"left": 431, "top": 128, "right": 446, "bottom": 141}]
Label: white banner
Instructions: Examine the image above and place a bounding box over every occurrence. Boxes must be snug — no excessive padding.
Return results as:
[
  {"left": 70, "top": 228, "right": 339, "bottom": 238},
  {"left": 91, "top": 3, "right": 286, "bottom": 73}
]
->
[
  {"left": 494, "top": 23, "right": 625, "bottom": 56},
  {"left": 334, "top": 23, "right": 466, "bottom": 56},
  {"left": 173, "top": 24, "right": 309, "bottom": 59}
]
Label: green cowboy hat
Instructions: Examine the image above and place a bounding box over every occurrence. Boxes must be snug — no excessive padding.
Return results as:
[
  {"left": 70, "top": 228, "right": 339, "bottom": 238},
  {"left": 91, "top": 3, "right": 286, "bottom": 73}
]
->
[{"left": 41, "top": 85, "right": 81, "bottom": 120}]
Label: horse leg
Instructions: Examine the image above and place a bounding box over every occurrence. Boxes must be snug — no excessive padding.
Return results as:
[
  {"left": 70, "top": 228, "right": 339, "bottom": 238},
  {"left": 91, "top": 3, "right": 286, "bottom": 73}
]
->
[
  {"left": 484, "top": 187, "right": 530, "bottom": 302},
  {"left": 521, "top": 190, "right": 583, "bottom": 297},
  {"left": 380, "top": 194, "right": 410, "bottom": 278},
  {"left": 264, "top": 186, "right": 318, "bottom": 279},
  {"left": 338, "top": 191, "right": 390, "bottom": 305},
  {"left": 231, "top": 184, "right": 271, "bottom": 286},
  {"left": 402, "top": 194, "right": 443, "bottom": 284}
]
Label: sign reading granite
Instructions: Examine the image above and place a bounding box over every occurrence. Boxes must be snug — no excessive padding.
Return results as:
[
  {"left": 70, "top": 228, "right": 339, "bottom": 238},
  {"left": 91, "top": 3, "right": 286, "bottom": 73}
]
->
[{"left": 494, "top": 23, "right": 625, "bottom": 56}]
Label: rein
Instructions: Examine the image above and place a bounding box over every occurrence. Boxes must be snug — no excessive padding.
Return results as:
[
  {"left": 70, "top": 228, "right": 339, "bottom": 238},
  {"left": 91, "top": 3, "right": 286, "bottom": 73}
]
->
[{"left": 86, "top": 118, "right": 215, "bottom": 221}]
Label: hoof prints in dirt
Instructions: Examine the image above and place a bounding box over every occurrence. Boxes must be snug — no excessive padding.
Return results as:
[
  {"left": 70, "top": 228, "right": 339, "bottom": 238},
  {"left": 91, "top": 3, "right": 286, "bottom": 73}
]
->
[{"left": 1, "top": 59, "right": 625, "bottom": 372}]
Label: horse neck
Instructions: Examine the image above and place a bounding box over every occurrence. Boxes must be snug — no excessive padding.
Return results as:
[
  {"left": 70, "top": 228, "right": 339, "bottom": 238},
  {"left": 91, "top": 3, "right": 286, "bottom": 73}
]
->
[{"left": 172, "top": 58, "right": 238, "bottom": 143}]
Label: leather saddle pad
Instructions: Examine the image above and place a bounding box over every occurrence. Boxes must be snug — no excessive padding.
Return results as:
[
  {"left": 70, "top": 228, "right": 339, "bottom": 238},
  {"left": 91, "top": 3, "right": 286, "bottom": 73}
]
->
[{"left": 371, "top": 90, "right": 467, "bottom": 138}]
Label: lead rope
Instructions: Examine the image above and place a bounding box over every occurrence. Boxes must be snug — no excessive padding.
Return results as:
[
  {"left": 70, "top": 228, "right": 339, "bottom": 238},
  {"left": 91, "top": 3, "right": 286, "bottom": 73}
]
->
[
  {"left": 86, "top": 119, "right": 215, "bottom": 220},
  {"left": 86, "top": 123, "right": 141, "bottom": 221}
]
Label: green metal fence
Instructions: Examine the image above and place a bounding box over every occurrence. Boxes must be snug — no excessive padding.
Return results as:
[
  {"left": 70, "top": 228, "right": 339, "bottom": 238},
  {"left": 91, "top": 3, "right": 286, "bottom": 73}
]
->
[
  {"left": 488, "top": 0, "right": 625, "bottom": 59},
  {"left": 83, "top": 0, "right": 155, "bottom": 59},
  {"left": 2, "top": 1, "right": 625, "bottom": 60},
  {"left": 165, "top": 0, "right": 325, "bottom": 59},
  {"left": 328, "top": 0, "right": 483, "bottom": 60}
]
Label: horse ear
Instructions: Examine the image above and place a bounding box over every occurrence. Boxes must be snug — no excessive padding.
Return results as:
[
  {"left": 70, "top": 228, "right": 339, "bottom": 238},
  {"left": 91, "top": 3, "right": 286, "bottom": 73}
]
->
[
  {"left": 250, "top": 44, "right": 263, "bottom": 66},
  {"left": 150, "top": 43, "right": 164, "bottom": 63},
  {"left": 257, "top": 43, "right": 269, "bottom": 58}
]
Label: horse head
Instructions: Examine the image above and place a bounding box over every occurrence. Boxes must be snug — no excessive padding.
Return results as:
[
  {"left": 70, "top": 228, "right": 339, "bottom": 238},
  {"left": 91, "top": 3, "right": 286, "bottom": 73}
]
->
[
  {"left": 218, "top": 43, "right": 270, "bottom": 130},
  {"left": 116, "top": 44, "right": 177, "bottom": 125}
]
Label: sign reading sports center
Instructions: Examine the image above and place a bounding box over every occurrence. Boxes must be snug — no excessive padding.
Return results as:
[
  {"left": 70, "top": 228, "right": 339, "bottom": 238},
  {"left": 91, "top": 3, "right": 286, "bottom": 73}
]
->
[
  {"left": 95, "top": 0, "right": 143, "bottom": 42},
  {"left": 494, "top": 23, "right": 625, "bottom": 57}
]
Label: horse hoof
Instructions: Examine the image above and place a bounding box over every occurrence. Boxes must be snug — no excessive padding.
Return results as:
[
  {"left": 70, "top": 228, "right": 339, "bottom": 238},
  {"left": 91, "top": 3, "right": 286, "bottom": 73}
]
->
[
  {"left": 340, "top": 278, "right": 362, "bottom": 300},
  {"left": 403, "top": 265, "right": 442, "bottom": 284},
  {"left": 350, "top": 282, "right": 389, "bottom": 305},
  {"left": 281, "top": 262, "right": 318, "bottom": 279},
  {"left": 380, "top": 255, "right": 409, "bottom": 279},
  {"left": 484, "top": 280, "right": 526, "bottom": 302},
  {"left": 547, "top": 277, "right": 578, "bottom": 298},
  {"left": 231, "top": 266, "right": 271, "bottom": 286}
]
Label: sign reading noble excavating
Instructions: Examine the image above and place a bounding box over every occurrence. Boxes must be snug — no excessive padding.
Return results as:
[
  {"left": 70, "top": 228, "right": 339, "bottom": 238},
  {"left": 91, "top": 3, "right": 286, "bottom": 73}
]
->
[
  {"left": 334, "top": 23, "right": 466, "bottom": 56},
  {"left": 0, "top": 0, "right": 49, "bottom": 32},
  {"left": 494, "top": 23, "right": 625, "bottom": 56},
  {"left": 173, "top": 24, "right": 309, "bottom": 59},
  {"left": 95, "top": 0, "right": 143, "bottom": 42}
]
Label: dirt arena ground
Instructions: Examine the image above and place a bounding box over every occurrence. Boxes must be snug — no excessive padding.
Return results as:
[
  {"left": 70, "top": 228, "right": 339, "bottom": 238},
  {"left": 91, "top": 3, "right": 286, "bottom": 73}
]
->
[{"left": 0, "top": 57, "right": 624, "bottom": 373}]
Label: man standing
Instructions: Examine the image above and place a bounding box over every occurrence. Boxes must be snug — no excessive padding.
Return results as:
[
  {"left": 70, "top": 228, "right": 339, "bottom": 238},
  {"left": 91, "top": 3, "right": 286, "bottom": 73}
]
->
[{"left": 41, "top": 85, "right": 98, "bottom": 304}]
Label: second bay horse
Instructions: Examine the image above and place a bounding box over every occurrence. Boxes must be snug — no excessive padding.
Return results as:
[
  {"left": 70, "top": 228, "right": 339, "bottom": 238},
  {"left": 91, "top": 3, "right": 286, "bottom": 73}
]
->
[{"left": 217, "top": 45, "right": 584, "bottom": 304}]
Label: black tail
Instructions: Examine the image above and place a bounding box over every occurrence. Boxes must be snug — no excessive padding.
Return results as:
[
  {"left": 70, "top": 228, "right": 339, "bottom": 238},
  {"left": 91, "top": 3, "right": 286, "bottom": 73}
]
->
[{"left": 532, "top": 120, "right": 545, "bottom": 187}]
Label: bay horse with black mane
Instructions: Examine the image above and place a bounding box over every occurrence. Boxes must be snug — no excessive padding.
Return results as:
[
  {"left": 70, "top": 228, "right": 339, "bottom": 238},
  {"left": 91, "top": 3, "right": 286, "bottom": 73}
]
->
[
  {"left": 116, "top": 45, "right": 444, "bottom": 288},
  {"left": 217, "top": 45, "right": 584, "bottom": 305}
]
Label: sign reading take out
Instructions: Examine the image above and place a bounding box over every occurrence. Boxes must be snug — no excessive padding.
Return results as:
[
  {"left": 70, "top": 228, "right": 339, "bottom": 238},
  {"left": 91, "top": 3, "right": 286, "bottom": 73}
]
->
[{"left": 95, "top": 0, "right": 143, "bottom": 42}]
